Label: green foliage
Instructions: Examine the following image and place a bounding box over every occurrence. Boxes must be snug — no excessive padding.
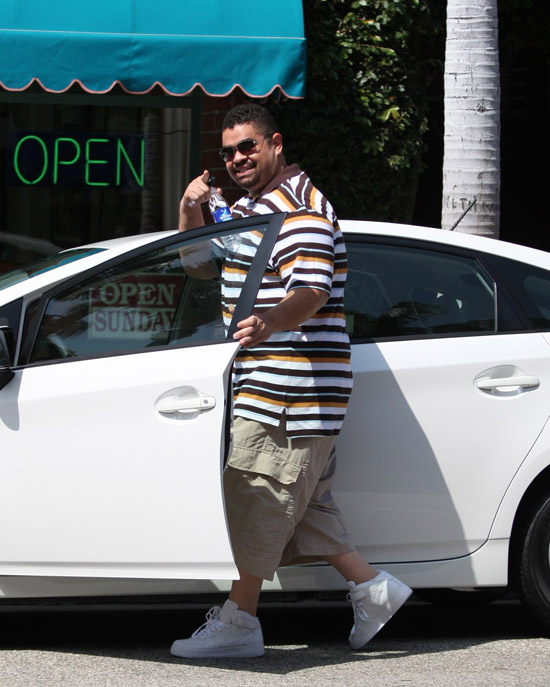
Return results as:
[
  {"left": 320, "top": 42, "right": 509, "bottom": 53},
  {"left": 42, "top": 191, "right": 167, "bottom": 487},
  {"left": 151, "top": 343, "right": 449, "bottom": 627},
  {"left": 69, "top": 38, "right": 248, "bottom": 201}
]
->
[{"left": 270, "top": 0, "right": 443, "bottom": 221}]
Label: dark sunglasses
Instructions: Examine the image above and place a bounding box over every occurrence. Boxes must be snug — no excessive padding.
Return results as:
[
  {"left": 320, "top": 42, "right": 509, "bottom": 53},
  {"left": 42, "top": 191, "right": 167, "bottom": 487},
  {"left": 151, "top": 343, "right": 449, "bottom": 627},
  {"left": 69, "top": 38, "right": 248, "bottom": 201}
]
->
[{"left": 219, "top": 135, "right": 272, "bottom": 162}]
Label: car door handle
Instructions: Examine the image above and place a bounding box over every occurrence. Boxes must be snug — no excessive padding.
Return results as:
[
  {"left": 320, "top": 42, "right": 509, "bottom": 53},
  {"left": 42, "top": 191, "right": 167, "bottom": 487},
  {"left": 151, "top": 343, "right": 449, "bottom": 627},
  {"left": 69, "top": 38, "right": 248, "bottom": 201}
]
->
[
  {"left": 476, "top": 375, "right": 540, "bottom": 390},
  {"left": 157, "top": 396, "right": 216, "bottom": 414}
]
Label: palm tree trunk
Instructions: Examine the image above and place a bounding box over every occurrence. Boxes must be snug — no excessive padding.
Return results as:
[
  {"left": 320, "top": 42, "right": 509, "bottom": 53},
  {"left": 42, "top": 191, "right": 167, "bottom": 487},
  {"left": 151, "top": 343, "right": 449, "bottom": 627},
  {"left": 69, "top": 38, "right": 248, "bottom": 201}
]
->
[{"left": 441, "top": 0, "right": 500, "bottom": 237}]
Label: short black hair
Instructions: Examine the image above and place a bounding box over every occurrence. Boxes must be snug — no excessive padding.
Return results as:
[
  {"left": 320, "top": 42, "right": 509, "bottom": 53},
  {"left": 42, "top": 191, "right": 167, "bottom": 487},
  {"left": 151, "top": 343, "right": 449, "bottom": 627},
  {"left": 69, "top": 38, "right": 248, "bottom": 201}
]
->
[{"left": 222, "top": 103, "right": 279, "bottom": 138}]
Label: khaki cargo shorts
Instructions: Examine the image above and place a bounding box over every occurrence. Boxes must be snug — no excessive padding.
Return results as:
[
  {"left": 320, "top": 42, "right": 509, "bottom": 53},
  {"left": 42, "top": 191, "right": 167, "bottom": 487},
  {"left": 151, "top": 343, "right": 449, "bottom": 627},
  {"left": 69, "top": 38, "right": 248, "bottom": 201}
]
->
[{"left": 223, "top": 415, "right": 354, "bottom": 581}]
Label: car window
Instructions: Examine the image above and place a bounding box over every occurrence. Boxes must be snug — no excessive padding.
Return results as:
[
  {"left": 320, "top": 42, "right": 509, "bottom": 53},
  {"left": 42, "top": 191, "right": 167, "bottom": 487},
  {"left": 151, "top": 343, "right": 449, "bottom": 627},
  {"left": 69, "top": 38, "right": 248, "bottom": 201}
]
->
[
  {"left": 345, "top": 241, "right": 496, "bottom": 340},
  {"left": 0, "top": 249, "right": 104, "bottom": 291},
  {"left": 0, "top": 299, "right": 23, "bottom": 353},
  {"left": 0, "top": 332, "right": 10, "bottom": 366},
  {"left": 488, "top": 256, "right": 550, "bottom": 330},
  {"left": 27, "top": 225, "right": 268, "bottom": 363}
]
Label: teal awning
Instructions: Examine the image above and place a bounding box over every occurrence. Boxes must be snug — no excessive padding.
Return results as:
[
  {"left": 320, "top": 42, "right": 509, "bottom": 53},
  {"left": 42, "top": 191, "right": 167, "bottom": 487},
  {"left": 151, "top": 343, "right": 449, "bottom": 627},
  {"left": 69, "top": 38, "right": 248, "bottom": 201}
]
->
[{"left": 0, "top": 1, "right": 305, "bottom": 98}]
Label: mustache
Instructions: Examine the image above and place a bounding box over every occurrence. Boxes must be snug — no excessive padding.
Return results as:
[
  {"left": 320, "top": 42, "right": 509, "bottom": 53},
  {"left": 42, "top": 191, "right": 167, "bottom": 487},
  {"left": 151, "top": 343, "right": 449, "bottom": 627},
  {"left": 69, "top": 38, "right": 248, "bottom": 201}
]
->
[{"left": 234, "top": 160, "right": 255, "bottom": 169}]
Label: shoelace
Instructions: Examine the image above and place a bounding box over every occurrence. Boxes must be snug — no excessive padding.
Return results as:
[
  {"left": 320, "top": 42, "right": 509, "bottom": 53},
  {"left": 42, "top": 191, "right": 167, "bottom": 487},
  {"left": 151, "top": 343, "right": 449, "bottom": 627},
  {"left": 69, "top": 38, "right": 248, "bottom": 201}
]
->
[
  {"left": 347, "top": 592, "right": 369, "bottom": 622},
  {"left": 191, "top": 606, "right": 228, "bottom": 638}
]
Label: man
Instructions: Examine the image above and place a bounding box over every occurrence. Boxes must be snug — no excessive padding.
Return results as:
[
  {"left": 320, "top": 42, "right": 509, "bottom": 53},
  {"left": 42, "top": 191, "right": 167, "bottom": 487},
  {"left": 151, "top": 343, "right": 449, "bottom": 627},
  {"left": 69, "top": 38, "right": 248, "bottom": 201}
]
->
[{"left": 171, "top": 104, "right": 411, "bottom": 659}]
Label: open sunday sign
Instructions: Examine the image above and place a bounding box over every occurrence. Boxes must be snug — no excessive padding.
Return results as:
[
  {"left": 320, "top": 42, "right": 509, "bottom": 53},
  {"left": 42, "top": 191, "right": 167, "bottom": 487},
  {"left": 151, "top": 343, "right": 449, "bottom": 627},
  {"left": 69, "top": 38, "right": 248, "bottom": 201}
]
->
[
  {"left": 7, "top": 131, "right": 146, "bottom": 188},
  {"left": 89, "top": 274, "right": 183, "bottom": 340}
]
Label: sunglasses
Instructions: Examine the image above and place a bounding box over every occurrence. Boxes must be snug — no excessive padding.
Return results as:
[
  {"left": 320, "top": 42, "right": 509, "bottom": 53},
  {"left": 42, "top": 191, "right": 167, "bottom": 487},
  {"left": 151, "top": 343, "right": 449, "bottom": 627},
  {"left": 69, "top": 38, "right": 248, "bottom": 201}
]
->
[{"left": 219, "top": 135, "right": 272, "bottom": 163}]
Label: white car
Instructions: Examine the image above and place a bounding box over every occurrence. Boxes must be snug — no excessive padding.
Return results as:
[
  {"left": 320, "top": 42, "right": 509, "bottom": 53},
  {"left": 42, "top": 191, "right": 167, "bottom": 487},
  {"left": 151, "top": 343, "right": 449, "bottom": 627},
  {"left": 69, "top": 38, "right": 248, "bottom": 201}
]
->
[{"left": 1, "top": 216, "right": 550, "bottom": 630}]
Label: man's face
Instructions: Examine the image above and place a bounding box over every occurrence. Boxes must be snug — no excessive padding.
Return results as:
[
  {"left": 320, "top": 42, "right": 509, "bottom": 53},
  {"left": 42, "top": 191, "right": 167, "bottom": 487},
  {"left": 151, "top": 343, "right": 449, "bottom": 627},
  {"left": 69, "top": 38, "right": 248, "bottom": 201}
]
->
[{"left": 221, "top": 123, "right": 283, "bottom": 196}]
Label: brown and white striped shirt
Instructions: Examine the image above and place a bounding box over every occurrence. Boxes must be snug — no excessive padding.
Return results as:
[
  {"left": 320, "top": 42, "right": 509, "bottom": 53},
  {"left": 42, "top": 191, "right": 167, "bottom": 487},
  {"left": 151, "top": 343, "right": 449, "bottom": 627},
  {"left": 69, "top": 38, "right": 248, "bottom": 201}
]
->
[{"left": 228, "top": 164, "right": 352, "bottom": 438}]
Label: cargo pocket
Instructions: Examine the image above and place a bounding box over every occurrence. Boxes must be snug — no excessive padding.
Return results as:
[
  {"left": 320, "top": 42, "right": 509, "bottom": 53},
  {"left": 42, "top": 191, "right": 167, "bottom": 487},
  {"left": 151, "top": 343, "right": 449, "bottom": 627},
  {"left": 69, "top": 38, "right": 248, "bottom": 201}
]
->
[
  {"left": 227, "top": 438, "right": 303, "bottom": 485},
  {"left": 227, "top": 416, "right": 309, "bottom": 485}
]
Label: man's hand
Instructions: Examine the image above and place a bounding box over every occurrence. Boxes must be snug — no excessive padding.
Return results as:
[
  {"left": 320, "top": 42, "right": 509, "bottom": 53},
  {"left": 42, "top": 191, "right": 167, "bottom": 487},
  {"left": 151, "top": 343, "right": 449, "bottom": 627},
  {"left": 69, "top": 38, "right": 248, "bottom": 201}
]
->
[
  {"left": 179, "top": 170, "right": 220, "bottom": 232},
  {"left": 232, "top": 314, "right": 272, "bottom": 348},
  {"left": 233, "top": 288, "right": 329, "bottom": 348}
]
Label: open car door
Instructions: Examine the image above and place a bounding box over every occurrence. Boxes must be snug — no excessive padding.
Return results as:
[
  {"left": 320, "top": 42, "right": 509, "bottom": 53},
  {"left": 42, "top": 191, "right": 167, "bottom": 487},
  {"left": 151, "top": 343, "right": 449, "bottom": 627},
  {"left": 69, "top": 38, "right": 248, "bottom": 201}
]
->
[{"left": 0, "top": 214, "right": 284, "bottom": 580}]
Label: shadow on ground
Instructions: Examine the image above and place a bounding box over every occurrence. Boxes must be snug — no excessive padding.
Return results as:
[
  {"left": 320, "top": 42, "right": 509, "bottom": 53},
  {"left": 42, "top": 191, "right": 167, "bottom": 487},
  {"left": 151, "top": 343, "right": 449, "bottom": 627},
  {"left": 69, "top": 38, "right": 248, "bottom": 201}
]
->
[{"left": 0, "top": 595, "right": 546, "bottom": 674}]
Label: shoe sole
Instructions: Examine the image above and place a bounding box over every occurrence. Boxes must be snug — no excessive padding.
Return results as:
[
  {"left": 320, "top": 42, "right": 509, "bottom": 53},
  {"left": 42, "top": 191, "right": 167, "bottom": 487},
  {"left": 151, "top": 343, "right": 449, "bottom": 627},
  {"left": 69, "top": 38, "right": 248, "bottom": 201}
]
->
[
  {"left": 349, "top": 583, "right": 412, "bottom": 650},
  {"left": 170, "top": 642, "right": 265, "bottom": 659}
]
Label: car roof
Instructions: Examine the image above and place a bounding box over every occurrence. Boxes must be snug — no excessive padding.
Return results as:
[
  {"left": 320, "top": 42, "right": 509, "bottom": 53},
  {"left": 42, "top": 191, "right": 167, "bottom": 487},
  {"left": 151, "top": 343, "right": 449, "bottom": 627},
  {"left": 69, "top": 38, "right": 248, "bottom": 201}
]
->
[
  {"left": 0, "top": 231, "right": 177, "bottom": 305},
  {"left": 77, "top": 230, "right": 176, "bottom": 252},
  {"left": 2, "top": 221, "right": 549, "bottom": 306},
  {"left": 340, "top": 220, "right": 550, "bottom": 271}
]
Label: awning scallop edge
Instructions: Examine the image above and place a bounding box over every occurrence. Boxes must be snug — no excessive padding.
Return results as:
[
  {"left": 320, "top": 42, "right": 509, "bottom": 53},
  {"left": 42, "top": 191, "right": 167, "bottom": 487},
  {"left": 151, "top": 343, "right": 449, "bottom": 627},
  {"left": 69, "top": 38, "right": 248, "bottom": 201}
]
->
[{"left": 0, "top": 2, "right": 306, "bottom": 99}]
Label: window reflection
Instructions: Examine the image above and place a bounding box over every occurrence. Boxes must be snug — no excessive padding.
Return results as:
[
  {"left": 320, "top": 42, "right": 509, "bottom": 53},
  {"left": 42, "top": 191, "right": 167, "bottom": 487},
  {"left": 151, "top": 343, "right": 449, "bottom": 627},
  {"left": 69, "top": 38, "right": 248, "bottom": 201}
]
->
[
  {"left": 29, "top": 228, "right": 262, "bottom": 362},
  {"left": 345, "top": 243, "right": 496, "bottom": 340}
]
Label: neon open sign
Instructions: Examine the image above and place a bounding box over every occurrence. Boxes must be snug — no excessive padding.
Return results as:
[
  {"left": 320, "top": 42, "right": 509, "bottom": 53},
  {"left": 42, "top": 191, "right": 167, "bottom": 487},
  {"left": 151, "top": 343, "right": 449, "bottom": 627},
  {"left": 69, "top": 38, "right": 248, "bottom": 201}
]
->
[{"left": 7, "top": 132, "right": 146, "bottom": 188}]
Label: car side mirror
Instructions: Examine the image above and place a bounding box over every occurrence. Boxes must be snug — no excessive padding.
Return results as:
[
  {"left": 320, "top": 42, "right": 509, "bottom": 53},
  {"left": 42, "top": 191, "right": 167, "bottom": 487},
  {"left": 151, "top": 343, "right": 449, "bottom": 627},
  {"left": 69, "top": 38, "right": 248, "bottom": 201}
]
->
[{"left": 0, "top": 326, "right": 14, "bottom": 390}]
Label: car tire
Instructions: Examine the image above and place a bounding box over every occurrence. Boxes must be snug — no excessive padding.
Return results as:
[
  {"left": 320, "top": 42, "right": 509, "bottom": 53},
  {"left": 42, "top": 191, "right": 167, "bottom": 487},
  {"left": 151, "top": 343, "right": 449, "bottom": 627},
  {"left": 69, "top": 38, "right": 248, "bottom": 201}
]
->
[{"left": 515, "top": 490, "right": 550, "bottom": 631}]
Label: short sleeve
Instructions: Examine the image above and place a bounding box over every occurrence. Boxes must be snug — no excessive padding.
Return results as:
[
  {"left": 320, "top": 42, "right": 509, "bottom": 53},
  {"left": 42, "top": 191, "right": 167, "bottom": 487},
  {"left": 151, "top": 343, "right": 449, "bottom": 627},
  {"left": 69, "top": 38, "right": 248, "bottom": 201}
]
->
[{"left": 272, "top": 211, "right": 335, "bottom": 295}]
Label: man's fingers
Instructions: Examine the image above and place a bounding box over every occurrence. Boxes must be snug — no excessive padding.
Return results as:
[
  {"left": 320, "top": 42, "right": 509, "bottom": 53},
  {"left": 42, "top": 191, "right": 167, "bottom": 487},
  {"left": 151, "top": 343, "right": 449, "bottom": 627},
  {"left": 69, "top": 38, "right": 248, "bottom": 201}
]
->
[
  {"left": 235, "top": 316, "right": 255, "bottom": 331},
  {"left": 233, "top": 315, "right": 269, "bottom": 348},
  {"left": 184, "top": 170, "right": 212, "bottom": 208}
]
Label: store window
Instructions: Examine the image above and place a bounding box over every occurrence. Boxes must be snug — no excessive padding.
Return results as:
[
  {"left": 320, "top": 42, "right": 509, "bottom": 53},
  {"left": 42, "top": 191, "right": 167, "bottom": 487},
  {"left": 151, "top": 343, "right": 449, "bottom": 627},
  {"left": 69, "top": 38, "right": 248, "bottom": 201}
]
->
[{"left": 0, "top": 93, "right": 199, "bottom": 273}]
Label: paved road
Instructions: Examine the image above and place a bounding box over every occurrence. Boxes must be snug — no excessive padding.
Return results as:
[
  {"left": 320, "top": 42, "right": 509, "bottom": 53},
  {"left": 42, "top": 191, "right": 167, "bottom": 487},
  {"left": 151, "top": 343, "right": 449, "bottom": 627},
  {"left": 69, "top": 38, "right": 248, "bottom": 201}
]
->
[{"left": 1, "top": 596, "right": 549, "bottom": 686}]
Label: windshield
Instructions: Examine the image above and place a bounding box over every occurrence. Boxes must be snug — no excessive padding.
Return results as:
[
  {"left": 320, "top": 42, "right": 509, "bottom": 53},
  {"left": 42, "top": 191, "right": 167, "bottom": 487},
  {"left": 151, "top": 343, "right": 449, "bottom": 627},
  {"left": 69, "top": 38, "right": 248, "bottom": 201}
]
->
[{"left": 0, "top": 248, "right": 105, "bottom": 291}]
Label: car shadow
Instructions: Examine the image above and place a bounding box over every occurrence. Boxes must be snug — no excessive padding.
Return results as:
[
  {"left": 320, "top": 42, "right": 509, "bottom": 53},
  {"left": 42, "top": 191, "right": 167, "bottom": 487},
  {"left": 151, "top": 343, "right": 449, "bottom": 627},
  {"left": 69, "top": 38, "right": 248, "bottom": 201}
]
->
[
  {"left": 335, "top": 342, "right": 472, "bottom": 568},
  {"left": 0, "top": 598, "right": 545, "bottom": 675}
]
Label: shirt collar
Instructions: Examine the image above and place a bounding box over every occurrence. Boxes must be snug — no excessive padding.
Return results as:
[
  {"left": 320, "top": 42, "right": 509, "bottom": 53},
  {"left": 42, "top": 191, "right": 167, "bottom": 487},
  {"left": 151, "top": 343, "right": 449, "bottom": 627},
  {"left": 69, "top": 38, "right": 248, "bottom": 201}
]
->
[{"left": 249, "top": 163, "right": 302, "bottom": 200}]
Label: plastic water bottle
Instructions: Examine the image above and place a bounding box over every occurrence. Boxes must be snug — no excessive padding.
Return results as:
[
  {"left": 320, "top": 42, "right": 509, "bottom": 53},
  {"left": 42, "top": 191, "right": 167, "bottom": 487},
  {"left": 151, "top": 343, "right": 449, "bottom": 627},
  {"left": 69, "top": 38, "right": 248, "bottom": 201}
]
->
[
  {"left": 207, "top": 175, "right": 240, "bottom": 252},
  {"left": 207, "top": 175, "right": 232, "bottom": 223}
]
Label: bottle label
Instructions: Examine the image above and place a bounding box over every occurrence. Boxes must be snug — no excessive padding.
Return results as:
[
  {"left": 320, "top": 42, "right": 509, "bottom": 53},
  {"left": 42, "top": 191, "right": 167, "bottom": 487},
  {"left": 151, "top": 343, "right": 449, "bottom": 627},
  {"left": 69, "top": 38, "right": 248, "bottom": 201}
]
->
[{"left": 211, "top": 205, "right": 232, "bottom": 223}]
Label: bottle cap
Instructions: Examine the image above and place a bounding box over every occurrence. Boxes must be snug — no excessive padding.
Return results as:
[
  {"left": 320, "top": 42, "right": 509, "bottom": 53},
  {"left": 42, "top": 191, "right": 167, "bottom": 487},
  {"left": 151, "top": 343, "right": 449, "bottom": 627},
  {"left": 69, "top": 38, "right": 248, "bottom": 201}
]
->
[{"left": 207, "top": 174, "right": 216, "bottom": 187}]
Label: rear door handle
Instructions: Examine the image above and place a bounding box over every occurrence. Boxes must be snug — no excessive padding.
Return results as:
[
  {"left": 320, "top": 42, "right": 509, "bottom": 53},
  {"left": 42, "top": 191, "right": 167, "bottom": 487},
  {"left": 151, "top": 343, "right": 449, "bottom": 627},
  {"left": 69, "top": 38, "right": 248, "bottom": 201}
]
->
[{"left": 476, "top": 375, "right": 540, "bottom": 390}]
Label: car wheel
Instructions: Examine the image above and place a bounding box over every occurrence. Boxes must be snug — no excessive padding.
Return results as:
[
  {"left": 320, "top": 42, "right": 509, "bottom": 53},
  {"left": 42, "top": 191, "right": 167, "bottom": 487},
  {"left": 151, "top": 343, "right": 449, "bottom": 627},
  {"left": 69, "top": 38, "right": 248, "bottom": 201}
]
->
[{"left": 514, "top": 490, "right": 550, "bottom": 631}]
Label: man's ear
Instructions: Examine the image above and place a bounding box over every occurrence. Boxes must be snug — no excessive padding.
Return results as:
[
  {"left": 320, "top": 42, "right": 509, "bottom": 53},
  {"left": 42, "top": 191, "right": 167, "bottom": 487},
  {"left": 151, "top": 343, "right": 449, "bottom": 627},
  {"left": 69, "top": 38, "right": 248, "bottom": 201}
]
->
[{"left": 271, "top": 132, "right": 284, "bottom": 154}]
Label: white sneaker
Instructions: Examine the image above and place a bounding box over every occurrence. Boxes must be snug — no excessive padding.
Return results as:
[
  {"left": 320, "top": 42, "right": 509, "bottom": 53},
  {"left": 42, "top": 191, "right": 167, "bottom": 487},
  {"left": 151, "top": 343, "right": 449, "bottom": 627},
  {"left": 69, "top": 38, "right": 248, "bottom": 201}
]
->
[
  {"left": 346, "top": 571, "right": 412, "bottom": 649},
  {"left": 170, "top": 600, "right": 265, "bottom": 658}
]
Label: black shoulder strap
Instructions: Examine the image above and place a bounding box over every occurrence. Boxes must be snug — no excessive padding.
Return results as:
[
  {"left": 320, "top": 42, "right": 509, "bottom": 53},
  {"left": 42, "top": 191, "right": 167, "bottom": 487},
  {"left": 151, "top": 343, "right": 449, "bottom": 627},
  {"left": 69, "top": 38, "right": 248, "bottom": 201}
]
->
[{"left": 226, "top": 212, "right": 286, "bottom": 339}]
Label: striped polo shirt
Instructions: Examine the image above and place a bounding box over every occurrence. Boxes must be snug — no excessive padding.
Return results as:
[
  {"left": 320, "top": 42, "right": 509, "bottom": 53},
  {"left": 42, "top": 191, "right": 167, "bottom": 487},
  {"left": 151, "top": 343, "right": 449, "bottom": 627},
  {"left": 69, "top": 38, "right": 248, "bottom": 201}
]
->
[{"left": 228, "top": 164, "right": 352, "bottom": 438}]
